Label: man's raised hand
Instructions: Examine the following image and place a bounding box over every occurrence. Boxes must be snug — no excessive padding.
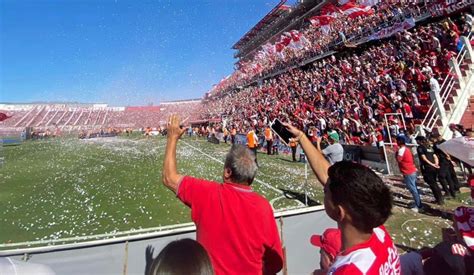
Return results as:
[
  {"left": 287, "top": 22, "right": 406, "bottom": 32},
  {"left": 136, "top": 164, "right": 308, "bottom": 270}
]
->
[
  {"left": 283, "top": 122, "right": 303, "bottom": 139},
  {"left": 167, "top": 114, "right": 186, "bottom": 141}
]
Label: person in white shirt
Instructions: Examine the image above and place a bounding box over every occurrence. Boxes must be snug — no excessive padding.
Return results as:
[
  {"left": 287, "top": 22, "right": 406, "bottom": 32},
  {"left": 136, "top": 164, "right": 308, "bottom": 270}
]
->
[
  {"left": 429, "top": 75, "right": 440, "bottom": 94},
  {"left": 422, "top": 63, "right": 433, "bottom": 75},
  {"left": 449, "top": 124, "right": 463, "bottom": 138}
]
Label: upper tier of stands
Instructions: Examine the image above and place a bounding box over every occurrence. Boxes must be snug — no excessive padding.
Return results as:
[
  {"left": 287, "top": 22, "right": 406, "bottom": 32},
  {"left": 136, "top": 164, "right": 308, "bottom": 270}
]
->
[
  {"left": 201, "top": 10, "right": 473, "bottom": 145},
  {"left": 210, "top": 1, "right": 431, "bottom": 97}
]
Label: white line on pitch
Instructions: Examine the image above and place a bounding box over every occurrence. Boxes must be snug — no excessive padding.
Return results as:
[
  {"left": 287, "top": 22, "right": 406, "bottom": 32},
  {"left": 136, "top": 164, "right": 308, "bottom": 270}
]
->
[{"left": 269, "top": 195, "right": 286, "bottom": 210}]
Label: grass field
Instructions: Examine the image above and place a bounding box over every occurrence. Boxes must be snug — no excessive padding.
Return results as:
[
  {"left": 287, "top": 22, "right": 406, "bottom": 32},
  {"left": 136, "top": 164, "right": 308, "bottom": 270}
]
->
[
  {"left": 0, "top": 135, "right": 470, "bottom": 251},
  {"left": 0, "top": 136, "right": 315, "bottom": 245}
]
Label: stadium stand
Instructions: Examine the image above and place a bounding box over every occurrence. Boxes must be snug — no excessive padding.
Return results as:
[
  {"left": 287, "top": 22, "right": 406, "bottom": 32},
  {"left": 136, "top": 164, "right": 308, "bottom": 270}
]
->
[
  {"left": 0, "top": 100, "right": 204, "bottom": 134},
  {"left": 202, "top": 4, "right": 473, "bottom": 145},
  {"left": 210, "top": 1, "right": 431, "bottom": 96}
]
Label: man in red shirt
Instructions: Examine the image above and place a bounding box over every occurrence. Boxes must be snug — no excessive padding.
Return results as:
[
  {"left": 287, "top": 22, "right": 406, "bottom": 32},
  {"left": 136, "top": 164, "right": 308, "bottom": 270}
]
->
[
  {"left": 162, "top": 115, "right": 283, "bottom": 275},
  {"left": 284, "top": 122, "right": 400, "bottom": 275},
  {"left": 395, "top": 136, "right": 422, "bottom": 212}
]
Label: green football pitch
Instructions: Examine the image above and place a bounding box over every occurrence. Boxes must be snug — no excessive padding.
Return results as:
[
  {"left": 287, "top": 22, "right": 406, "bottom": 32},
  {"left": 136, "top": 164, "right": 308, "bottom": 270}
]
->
[
  {"left": 0, "top": 136, "right": 320, "bottom": 245},
  {"left": 0, "top": 135, "right": 468, "bottom": 251}
]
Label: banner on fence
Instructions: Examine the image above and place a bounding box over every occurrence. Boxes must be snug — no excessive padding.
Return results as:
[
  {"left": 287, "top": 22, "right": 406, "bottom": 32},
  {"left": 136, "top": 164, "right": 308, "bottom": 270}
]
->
[
  {"left": 341, "top": 145, "right": 362, "bottom": 163},
  {"left": 429, "top": 0, "right": 473, "bottom": 17},
  {"left": 369, "top": 17, "right": 415, "bottom": 41}
]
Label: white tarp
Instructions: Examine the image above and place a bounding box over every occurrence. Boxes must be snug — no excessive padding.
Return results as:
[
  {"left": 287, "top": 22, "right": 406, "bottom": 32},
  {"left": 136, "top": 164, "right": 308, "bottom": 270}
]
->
[{"left": 438, "top": 137, "right": 474, "bottom": 166}]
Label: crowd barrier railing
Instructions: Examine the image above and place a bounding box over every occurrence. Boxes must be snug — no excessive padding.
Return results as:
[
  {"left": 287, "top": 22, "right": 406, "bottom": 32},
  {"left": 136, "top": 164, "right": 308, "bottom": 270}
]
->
[
  {"left": 0, "top": 206, "right": 334, "bottom": 274},
  {"left": 420, "top": 31, "right": 474, "bottom": 137}
]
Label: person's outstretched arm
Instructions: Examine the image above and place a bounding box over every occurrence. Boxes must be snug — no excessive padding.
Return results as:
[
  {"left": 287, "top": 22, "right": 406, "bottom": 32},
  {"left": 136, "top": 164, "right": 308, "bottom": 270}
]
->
[
  {"left": 283, "top": 123, "right": 330, "bottom": 186},
  {"left": 162, "top": 114, "right": 186, "bottom": 194}
]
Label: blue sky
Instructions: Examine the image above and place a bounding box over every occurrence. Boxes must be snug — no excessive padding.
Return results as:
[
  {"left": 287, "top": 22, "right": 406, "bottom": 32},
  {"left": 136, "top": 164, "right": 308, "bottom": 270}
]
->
[{"left": 0, "top": 0, "right": 291, "bottom": 106}]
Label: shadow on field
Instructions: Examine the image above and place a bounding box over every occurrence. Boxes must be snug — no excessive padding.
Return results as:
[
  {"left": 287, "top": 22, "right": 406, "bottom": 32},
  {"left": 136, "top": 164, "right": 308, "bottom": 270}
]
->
[
  {"left": 420, "top": 204, "right": 454, "bottom": 220},
  {"left": 393, "top": 192, "right": 417, "bottom": 202},
  {"left": 393, "top": 200, "right": 412, "bottom": 209},
  {"left": 278, "top": 188, "right": 321, "bottom": 206},
  {"left": 393, "top": 196, "right": 454, "bottom": 220}
]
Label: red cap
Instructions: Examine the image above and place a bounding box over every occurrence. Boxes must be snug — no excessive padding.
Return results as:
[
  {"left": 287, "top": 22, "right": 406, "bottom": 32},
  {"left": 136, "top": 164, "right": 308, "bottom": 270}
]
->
[{"left": 310, "top": 228, "right": 342, "bottom": 258}]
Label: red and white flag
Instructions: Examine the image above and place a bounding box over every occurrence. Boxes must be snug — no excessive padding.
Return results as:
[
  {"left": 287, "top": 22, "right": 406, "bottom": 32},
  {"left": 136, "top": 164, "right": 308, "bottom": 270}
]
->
[
  {"left": 275, "top": 42, "right": 285, "bottom": 53},
  {"left": 309, "top": 15, "right": 335, "bottom": 34},
  {"left": 340, "top": 2, "right": 374, "bottom": 18},
  {"left": 288, "top": 30, "right": 304, "bottom": 50},
  {"left": 279, "top": 34, "right": 292, "bottom": 47},
  {"left": 309, "top": 15, "right": 335, "bottom": 27},
  {"left": 275, "top": 43, "right": 286, "bottom": 59},
  {"left": 320, "top": 3, "right": 342, "bottom": 17}
]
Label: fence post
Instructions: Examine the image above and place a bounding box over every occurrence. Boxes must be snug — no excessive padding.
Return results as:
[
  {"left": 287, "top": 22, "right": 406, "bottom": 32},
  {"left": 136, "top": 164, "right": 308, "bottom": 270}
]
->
[
  {"left": 449, "top": 57, "right": 466, "bottom": 91},
  {"left": 461, "top": 36, "right": 473, "bottom": 63},
  {"left": 429, "top": 87, "right": 447, "bottom": 123},
  {"left": 122, "top": 241, "right": 129, "bottom": 275},
  {"left": 382, "top": 144, "right": 391, "bottom": 175}
]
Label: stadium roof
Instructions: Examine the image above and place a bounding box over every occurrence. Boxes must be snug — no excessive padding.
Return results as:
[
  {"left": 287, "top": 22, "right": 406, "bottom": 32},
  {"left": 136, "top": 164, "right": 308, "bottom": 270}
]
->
[
  {"left": 232, "top": 1, "right": 291, "bottom": 51},
  {"left": 232, "top": 0, "right": 328, "bottom": 60}
]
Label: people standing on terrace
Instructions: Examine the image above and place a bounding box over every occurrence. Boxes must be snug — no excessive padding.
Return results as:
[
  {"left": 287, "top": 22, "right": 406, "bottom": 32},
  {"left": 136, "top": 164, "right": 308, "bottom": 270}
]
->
[
  {"left": 396, "top": 135, "right": 422, "bottom": 212},
  {"left": 416, "top": 136, "right": 444, "bottom": 206},
  {"left": 247, "top": 128, "right": 259, "bottom": 166},
  {"left": 264, "top": 125, "right": 273, "bottom": 155}
]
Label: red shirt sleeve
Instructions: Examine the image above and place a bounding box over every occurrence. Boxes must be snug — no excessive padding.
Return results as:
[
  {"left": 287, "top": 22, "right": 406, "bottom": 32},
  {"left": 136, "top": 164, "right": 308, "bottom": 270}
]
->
[{"left": 177, "top": 176, "right": 216, "bottom": 224}]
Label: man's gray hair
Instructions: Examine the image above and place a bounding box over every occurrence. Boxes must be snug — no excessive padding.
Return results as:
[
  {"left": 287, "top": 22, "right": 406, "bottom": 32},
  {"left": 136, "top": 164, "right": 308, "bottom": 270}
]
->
[{"left": 224, "top": 145, "right": 258, "bottom": 184}]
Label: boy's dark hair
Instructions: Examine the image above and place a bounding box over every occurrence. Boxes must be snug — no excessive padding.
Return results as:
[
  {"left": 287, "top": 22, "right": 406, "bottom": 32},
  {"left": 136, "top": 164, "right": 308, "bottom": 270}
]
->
[
  {"left": 328, "top": 161, "right": 393, "bottom": 233},
  {"left": 146, "top": 239, "right": 213, "bottom": 275},
  {"left": 396, "top": 136, "right": 406, "bottom": 144}
]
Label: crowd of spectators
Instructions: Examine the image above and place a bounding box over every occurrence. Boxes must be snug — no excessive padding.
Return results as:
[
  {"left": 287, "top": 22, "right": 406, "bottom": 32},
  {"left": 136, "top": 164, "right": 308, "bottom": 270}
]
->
[
  {"left": 157, "top": 101, "right": 205, "bottom": 123},
  {"left": 202, "top": 14, "right": 471, "bottom": 148},
  {"left": 106, "top": 102, "right": 206, "bottom": 129},
  {"left": 210, "top": 1, "right": 430, "bottom": 96},
  {"left": 252, "top": 2, "right": 425, "bottom": 81}
]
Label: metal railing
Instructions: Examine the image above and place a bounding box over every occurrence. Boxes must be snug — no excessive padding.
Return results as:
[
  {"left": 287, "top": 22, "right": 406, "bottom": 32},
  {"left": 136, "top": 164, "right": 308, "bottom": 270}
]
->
[{"left": 420, "top": 31, "right": 473, "bottom": 133}]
